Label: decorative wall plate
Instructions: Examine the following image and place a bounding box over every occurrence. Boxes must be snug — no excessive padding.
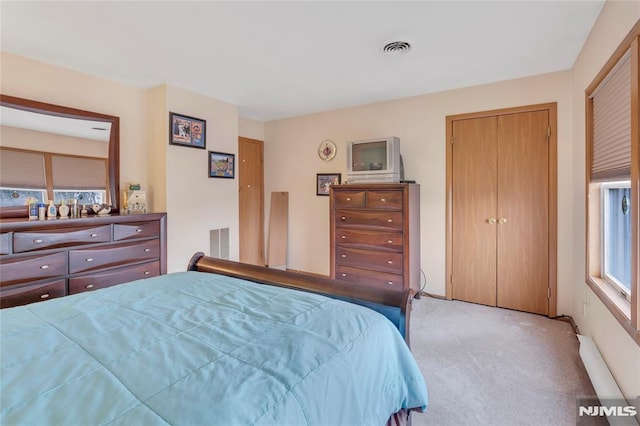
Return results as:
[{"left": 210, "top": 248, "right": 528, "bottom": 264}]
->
[{"left": 318, "top": 140, "right": 337, "bottom": 161}]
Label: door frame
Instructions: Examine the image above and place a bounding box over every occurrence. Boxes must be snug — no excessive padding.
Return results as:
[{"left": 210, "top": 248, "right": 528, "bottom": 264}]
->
[{"left": 445, "top": 103, "right": 558, "bottom": 317}]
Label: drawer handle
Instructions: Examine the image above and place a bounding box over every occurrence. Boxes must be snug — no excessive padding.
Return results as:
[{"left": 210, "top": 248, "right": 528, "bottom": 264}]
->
[
  {"left": 381, "top": 198, "right": 386, "bottom": 202},
  {"left": 341, "top": 235, "right": 347, "bottom": 239},
  {"left": 85, "top": 258, "right": 94, "bottom": 262},
  {"left": 40, "top": 265, "right": 49, "bottom": 270},
  {"left": 33, "top": 239, "right": 43, "bottom": 244},
  {"left": 341, "top": 254, "right": 347, "bottom": 258},
  {"left": 341, "top": 273, "right": 347, "bottom": 277},
  {"left": 387, "top": 219, "right": 393, "bottom": 223},
  {"left": 90, "top": 233, "right": 98, "bottom": 238},
  {"left": 387, "top": 260, "right": 393, "bottom": 264},
  {"left": 86, "top": 284, "right": 94, "bottom": 289},
  {"left": 387, "top": 281, "right": 394, "bottom": 286},
  {"left": 340, "top": 216, "right": 347, "bottom": 221},
  {"left": 144, "top": 271, "right": 150, "bottom": 275},
  {"left": 346, "top": 197, "right": 351, "bottom": 201},
  {"left": 40, "top": 293, "right": 50, "bottom": 299},
  {"left": 144, "top": 248, "right": 151, "bottom": 252},
  {"left": 387, "top": 240, "right": 393, "bottom": 243},
  {"left": 136, "top": 229, "right": 143, "bottom": 233}
]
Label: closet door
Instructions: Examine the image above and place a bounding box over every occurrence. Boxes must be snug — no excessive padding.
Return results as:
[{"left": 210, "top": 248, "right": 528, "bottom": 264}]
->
[
  {"left": 497, "top": 111, "right": 549, "bottom": 315},
  {"left": 449, "top": 107, "right": 551, "bottom": 316},
  {"left": 451, "top": 116, "right": 498, "bottom": 306}
]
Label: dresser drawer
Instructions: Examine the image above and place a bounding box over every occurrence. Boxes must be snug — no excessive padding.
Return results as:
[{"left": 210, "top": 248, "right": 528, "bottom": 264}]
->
[
  {"left": 113, "top": 221, "right": 160, "bottom": 241},
  {"left": 335, "top": 265, "right": 403, "bottom": 291},
  {"left": 0, "top": 233, "right": 10, "bottom": 254},
  {"left": 335, "top": 210, "right": 403, "bottom": 230},
  {"left": 69, "top": 239, "right": 160, "bottom": 274},
  {"left": 366, "top": 190, "right": 403, "bottom": 210},
  {"left": 335, "top": 228, "right": 403, "bottom": 252},
  {"left": 0, "top": 279, "right": 67, "bottom": 308},
  {"left": 0, "top": 252, "right": 67, "bottom": 285},
  {"left": 335, "top": 247, "right": 403, "bottom": 274},
  {"left": 13, "top": 225, "right": 111, "bottom": 253},
  {"left": 69, "top": 260, "right": 160, "bottom": 294},
  {"left": 333, "top": 190, "right": 366, "bottom": 208}
]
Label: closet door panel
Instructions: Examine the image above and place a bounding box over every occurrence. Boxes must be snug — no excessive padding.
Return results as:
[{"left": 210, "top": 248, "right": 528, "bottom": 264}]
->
[
  {"left": 497, "top": 111, "right": 549, "bottom": 315},
  {"left": 451, "top": 116, "right": 498, "bottom": 306}
]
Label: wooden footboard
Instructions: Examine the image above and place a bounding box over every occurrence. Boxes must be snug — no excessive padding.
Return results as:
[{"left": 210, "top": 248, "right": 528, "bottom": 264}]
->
[{"left": 188, "top": 252, "right": 413, "bottom": 345}]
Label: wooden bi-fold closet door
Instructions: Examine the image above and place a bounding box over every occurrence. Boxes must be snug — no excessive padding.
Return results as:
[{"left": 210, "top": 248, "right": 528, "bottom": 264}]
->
[{"left": 449, "top": 106, "right": 553, "bottom": 316}]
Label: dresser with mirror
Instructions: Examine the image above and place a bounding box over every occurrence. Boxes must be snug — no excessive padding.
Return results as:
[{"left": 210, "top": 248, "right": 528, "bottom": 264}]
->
[{"left": 0, "top": 95, "right": 167, "bottom": 308}]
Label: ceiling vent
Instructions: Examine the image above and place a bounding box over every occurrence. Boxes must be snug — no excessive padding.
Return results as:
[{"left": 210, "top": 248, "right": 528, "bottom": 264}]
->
[{"left": 381, "top": 41, "right": 411, "bottom": 54}]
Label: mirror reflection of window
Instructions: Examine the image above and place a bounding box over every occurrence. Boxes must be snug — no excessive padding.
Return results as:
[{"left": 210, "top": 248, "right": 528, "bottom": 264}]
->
[
  {"left": 0, "top": 105, "right": 111, "bottom": 209},
  {"left": 0, "top": 147, "right": 107, "bottom": 207}
]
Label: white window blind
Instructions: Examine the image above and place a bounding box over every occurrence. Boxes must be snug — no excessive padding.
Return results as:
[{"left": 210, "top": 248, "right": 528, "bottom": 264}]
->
[
  {"left": 591, "top": 49, "right": 631, "bottom": 181},
  {"left": 0, "top": 148, "right": 46, "bottom": 188},
  {"left": 51, "top": 155, "right": 107, "bottom": 190}
]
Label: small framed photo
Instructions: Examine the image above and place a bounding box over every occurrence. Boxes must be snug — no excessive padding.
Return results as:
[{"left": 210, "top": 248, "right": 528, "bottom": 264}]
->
[
  {"left": 170, "top": 112, "right": 206, "bottom": 149},
  {"left": 209, "top": 151, "right": 235, "bottom": 178},
  {"left": 316, "top": 173, "right": 341, "bottom": 196}
]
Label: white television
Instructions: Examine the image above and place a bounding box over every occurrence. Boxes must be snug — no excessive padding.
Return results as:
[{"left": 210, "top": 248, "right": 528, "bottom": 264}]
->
[{"left": 346, "top": 136, "right": 402, "bottom": 184}]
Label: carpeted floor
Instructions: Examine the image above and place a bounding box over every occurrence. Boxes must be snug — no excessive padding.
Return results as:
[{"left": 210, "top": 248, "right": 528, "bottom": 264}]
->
[{"left": 409, "top": 296, "right": 603, "bottom": 426}]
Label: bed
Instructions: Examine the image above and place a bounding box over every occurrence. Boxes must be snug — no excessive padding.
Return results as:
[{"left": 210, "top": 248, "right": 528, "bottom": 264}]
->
[{"left": 1, "top": 253, "right": 428, "bottom": 425}]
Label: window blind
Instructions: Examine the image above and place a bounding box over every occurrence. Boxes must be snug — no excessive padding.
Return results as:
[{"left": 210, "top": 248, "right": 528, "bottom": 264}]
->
[
  {"left": 591, "top": 49, "right": 631, "bottom": 181},
  {"left": 51, "top": 155, "right": 107, "bottom": 189},
  {"left": 0, "top": 148, "right": 46, "bottom": 188}
]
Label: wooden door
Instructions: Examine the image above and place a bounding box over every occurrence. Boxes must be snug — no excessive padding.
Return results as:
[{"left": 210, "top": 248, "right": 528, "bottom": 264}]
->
[
  {"left": 497, "top": 111, "right": 549, "bottom": 315},
  {"left": 238, "top": 137, "right": 264, "bottom": 266},
  {"left": 451, "top": 116, "right": 498, "bottom": 306},
  {"left": 448, "top": 105, "right": 554, "bottom": 316}
]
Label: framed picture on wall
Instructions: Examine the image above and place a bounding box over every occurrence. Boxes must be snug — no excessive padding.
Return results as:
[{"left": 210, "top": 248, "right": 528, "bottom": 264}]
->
[
  {"left": 316, "top": 173, "right": 341, "bottom": 196},
  {"left": 209, "top": 151, "right": 235, "bottom": 178},
  {"left": 169, "top": 112, "right": 206, "bottom": 149}
]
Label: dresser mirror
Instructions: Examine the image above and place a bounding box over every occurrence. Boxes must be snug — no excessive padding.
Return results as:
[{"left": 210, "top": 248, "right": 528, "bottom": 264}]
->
[{"left": 0, "top": 95, "right": 119, "bottom": 218}]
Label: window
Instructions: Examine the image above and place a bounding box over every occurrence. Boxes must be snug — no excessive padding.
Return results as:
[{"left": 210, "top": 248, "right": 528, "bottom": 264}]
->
[
  {"left": 601, "top": 181, "right": 631, "bottom": 300},
  {"left": 585, "top": 23, "right": 639, "bottom": 343}
]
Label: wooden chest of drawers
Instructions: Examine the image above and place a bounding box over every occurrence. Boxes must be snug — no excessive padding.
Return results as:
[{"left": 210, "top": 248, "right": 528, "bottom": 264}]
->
[
  {"left": 0, "top": 213, "right": 167, "bottom": 308},
  {"left": 330, "top": 184, "right": 420, "bottom": 295}
]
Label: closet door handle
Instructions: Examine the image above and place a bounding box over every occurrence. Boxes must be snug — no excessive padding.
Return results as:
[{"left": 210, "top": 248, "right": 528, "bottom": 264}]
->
[
  {"left": 498, "top": 218, "right": 507, "bottom": 224},
  {"left": 487, "top": 217, "right": 497, "bottom": 224}
]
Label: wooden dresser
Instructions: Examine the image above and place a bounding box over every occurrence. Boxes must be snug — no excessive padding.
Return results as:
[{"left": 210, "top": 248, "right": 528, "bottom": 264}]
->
[
  {"left": 330, "top": 183, "right": 420, "bottom": 295},
  {"left": 0, "top": 212, "right": 167, "bottom": 308}
]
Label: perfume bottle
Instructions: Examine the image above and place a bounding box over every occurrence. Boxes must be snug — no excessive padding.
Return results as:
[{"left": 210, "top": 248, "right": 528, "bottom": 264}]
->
[
  {"left": 58, "top": 199, "right": 69, "bottom": 218},
  {"left": 47, "top": 200, "right": 57, "bottom": 218},
  {"left": 70, "top": 198, "right": 79, "bottom": 218}
]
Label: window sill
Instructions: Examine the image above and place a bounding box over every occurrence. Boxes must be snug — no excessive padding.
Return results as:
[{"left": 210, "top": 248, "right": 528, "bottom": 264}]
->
[{"left": 586, "top": 276, "right": 639, "bottom": 346}]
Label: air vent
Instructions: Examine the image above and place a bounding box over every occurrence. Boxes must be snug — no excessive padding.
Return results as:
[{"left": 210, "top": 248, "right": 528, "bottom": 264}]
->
[{"left": 382, "top": 41, "right": 411, "bottom": 54}]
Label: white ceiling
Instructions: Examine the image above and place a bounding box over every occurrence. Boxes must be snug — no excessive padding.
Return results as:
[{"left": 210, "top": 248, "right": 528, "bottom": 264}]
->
[{"left": 0, "top": 1, "right": 604, "bottom": 121}]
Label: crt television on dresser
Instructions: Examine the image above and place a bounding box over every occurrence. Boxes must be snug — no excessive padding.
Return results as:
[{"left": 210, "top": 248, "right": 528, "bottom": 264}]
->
[{"left": 346, "top": 136, "right": 402, "bottom": 183}]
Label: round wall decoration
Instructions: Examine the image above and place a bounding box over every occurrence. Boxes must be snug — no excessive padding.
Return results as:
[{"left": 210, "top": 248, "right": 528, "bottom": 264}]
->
[{"left": 318, "top": 140, "right": 337, "bottom": 161}]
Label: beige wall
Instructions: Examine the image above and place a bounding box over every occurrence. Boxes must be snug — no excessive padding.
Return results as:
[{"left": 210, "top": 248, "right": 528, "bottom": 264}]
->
[
  {"left": 265, "top": 70, "right": 574, "bottom": 309},
  {"left": 0, "top": 52, "right": 148, "bottom": 192},
  {"left": 162, "top": 85, "right": 240, "bottom": 272},
  {"left": 570, "top": 0, "right": 640, "bottom": 402},
  {"left": 239, "top": 116, "right": 265, "bottom": 141}
]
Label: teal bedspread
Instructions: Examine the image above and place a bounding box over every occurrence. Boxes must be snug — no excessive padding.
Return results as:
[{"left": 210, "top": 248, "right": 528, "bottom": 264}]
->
[{"left": 1, "top": 271, "right": 428, "bottom": 425}]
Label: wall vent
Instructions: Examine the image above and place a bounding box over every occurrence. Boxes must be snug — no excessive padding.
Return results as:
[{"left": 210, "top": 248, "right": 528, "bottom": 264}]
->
[{"left": 210, "top": 228, "right": 229, "bottom": 259}]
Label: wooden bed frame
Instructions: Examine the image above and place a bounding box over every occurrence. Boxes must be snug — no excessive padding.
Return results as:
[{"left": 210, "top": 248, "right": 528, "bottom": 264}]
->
[{"left": 188, "top": 253, "right": 414, "bottom": 346}]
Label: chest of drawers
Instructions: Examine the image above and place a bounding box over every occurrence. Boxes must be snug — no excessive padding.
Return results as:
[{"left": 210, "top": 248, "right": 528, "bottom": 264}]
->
[
  {"left": 0, "top": 213, "right": 167, "bottom": 308},
  {"left": 330, "top": 184, "right": 420, "bottom": 295}
]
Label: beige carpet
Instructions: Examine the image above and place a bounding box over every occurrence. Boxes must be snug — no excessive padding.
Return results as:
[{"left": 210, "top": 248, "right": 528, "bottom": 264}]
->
[{"left": 409, "top": 296, "right": 603, "bottom": 426}]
